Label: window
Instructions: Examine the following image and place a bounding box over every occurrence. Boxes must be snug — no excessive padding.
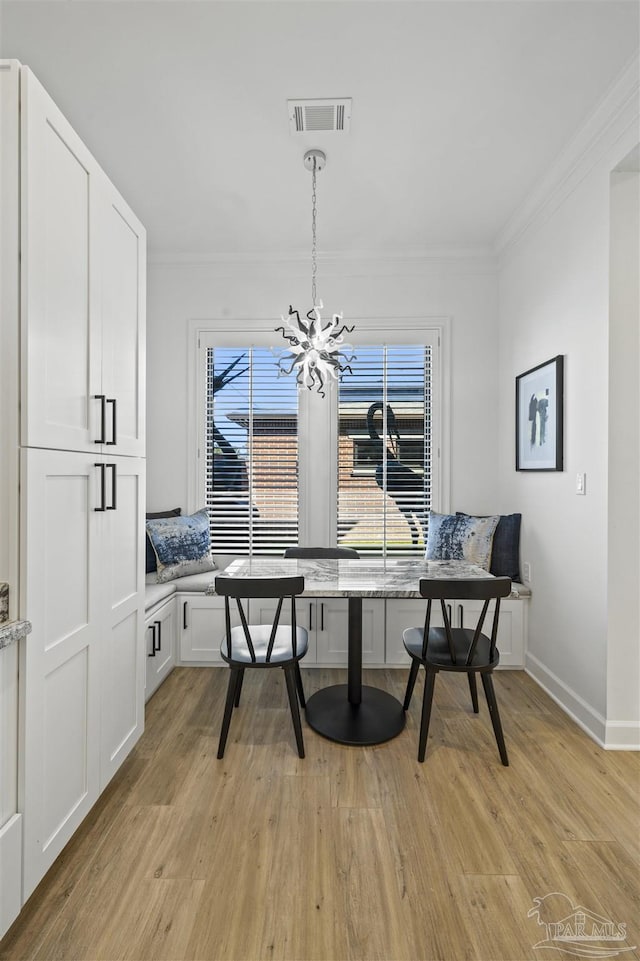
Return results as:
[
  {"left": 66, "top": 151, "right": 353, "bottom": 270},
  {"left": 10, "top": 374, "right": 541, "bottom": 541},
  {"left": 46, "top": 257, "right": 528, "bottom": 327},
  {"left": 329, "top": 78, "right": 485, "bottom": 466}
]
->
[
  {"left": 204, "top": 345, "right": 299, "bottom": 555},
  {"left": 196, "top": 323, "right": 442, "bottom": 556},
  {"left": 337, "top": 346, "right": 431, "bottom": 554}
]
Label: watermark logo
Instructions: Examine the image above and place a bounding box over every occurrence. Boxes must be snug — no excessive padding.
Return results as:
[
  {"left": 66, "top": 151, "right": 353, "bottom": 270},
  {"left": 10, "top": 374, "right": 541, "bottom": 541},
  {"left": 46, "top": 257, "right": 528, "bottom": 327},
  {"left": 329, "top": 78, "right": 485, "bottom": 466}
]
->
[{"left": 528, "top": 892, "right": 636, "bottom": 958}]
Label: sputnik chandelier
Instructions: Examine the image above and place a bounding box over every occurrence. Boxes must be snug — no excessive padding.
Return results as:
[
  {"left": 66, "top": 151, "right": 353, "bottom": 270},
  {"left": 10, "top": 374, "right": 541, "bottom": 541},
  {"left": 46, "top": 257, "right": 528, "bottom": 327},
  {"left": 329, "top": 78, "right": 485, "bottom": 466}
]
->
[{"left": 275, "top": 149, "right": 355, "bottom": 397}]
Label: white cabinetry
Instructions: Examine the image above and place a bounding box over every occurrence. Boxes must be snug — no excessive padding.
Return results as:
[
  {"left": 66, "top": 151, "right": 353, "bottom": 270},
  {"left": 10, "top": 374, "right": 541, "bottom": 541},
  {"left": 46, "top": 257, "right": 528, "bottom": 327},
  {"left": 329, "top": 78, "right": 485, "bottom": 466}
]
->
[
  {"left": 175, "top": 591, "right": 526, "bottom": 669},
  {"left": 453, "top": 599, "right": 525, "bottom": 668},
  {"left": 0, "top": 60, "right": 146, "bottom": 905},
  {"left": 255, "top": 597, "right": 385, "bottom": 666},
  {"left": 315, "top": 599, "right": 385, "bottom": 666},
  {"left": 178, "top": 594, "right": 230, "bottom": 664},
  {"left": 0, "top": 641, "right": 21, "bottom": 937},
  {"left": 21, "top": 66, "right": 145, "bottom": 457},
  {"left": 99, "top": 456, "right": 146, "bottom": 782},
  {"left": 177, "top": 595, "right": 386, "bottom": 667},
  {"left": 145, "top": 599, "right": 176, "bottom": 701},
  {"left": 385, "top": 597, "right": 527, "bottom": 668},
  {"left": 21, "top": 449, "right": 145, "bottom": 897}
]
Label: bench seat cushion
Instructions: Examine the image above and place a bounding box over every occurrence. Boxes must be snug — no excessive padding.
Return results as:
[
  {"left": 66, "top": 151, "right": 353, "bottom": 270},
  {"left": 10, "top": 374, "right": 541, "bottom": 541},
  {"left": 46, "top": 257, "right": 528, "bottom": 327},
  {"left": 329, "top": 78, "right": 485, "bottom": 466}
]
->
[
  {"left": 170, "top": 571, "right": 218, "bottom": 592},
  {"left": 145, "top": 581, "right": 177, "bottom": 611}
]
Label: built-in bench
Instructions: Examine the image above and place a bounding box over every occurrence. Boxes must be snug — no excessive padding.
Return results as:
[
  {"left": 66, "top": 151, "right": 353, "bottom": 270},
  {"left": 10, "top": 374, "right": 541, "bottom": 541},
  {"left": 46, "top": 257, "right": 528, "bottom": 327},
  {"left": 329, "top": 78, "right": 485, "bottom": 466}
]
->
[
  {"left": 144, "top": 570, "right": 530, "bottom": 695},
  {"left": 144, "top": 571, "right": 218, "bottom": 611},
  {"left": 145, "top": 572, "right": 530, "bottom": 614},
  {"left": 143, "top": 506, "right": 530, "bottom": 695}
]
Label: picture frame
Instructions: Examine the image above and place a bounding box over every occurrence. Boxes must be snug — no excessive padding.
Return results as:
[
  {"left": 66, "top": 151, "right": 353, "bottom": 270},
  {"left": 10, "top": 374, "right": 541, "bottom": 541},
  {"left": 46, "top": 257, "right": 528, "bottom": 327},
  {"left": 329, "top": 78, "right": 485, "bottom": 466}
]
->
[{"left": 515, "top": 355, "right": 564, "bottom": 471}]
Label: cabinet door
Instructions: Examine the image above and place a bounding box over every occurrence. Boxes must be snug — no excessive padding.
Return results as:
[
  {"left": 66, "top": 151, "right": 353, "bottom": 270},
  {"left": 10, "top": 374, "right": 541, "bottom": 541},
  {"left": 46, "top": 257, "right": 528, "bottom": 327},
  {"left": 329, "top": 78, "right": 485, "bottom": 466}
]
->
[
  {"left": 100, "top": 456, "right": 145, "bottom": 788},
  {"left": 97, "top": 177, "right": 146, "bottom": 457},
  {"left": 20, "top": 69, "right": 146, "bottom": 457},
  {"left": 249, "top": 597, "right": 315, "bottom": 663},
  {"left": 0, "top": 642, "right": 21, "bottom": 939},
  {"left": 145, "top": 598, "right": 176, "bottom": 701},
  {"left": 20, "top": 68, "right": 102, "bottom": 453},
  {"left": 21, "top": 448, "right": 102, "bottom": 899},
  {"left": 385, "top": 598, "right": 525, "bottom": 669},
  {"left": 385, "top": 598, "right": 448, "bottom": 665},
  {"left": 456, "top": 599, "right": 525, "bottom": 668},
  {"left": 178, "top": 595, "right": 234, "bottom": 664},
  {"left": 315, "top": 599, "right": 385, "bottom": 666}
]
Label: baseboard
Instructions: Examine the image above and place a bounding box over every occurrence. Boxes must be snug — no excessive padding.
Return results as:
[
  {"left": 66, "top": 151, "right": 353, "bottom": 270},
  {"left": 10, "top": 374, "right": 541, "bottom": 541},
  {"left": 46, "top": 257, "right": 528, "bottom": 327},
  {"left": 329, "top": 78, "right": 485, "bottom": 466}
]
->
[
  {"left": 0, "top": 813, "right": 22, "bottom": 939},
  {"left": 526, "top": 653, "right": 640, "bottom": 750},
  {"left": 525, "top": 653, "right": 607, "bottom": 746},
  {"left": 603, "top": 720, "right": 640, "bottom": 751}
]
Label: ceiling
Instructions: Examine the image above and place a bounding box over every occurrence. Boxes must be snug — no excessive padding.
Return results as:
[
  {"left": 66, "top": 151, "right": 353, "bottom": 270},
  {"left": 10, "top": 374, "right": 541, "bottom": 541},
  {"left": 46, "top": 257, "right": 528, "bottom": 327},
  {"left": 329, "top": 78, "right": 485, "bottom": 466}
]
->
[{"left": 1, "top": 1, "right": 638, "bottom": 259}]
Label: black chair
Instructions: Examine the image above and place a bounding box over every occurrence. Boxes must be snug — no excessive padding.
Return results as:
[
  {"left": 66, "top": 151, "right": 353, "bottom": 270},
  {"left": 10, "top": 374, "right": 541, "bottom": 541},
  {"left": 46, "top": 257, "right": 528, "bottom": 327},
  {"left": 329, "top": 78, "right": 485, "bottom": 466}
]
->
[
  {"left": 284, "top": 546, "right": 360, "bottom": 559},
  {"left": 215, "top": 575, "right": 308, "bottom": 759},
  {"left": 402, "top": 577, "right": 512, "bottom": 765}
]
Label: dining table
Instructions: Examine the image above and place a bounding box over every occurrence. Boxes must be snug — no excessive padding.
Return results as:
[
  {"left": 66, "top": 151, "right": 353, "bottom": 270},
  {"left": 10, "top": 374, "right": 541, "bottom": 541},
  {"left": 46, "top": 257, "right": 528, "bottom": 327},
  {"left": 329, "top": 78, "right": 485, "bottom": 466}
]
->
[{"left": 210, "top": 556, "right": 493, "bottom": 747}]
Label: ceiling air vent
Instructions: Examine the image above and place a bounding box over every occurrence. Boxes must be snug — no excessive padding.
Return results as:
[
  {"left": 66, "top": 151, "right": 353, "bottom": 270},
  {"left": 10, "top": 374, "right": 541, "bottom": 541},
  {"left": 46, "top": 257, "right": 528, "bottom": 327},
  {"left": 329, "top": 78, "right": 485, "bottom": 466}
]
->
[{"left": 287, "top": 99, "right": 352, "bottom": 135}]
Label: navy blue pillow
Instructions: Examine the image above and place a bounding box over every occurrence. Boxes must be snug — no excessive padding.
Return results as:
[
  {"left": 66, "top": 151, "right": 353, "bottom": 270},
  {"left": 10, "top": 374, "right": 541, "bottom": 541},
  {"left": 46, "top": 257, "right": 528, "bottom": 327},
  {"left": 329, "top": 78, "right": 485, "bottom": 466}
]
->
[
  {"left": 457, "top": 512, "right": 521, "bottom": 581},
  {"left": 146, "top": 508, "right": 181, "bottom": 573}
]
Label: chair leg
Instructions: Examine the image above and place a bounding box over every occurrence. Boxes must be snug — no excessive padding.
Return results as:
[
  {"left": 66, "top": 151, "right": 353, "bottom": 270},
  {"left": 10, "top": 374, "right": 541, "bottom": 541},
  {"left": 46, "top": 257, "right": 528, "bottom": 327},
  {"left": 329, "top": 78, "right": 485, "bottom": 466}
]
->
[
  {"left": 418, "top": 668, "right": 437, "bottom": 762},
  {"left": 403, "top": 658, "right": 421, "bottom": 711},
  {"left": 234, "top": 669, "right": 245, "bottom": 708},
  {"left": 284, "top": 665, "right": 305, "bottom": 759},
  {"left": 217, "top": 668, "right": 241, "bottom": 760},
  {"left": 468, "top": 672, "right": 479, "bottom": 713},
  {"left": 294, "top": 662, "right": 306, "bottom": 709},
  {"left": 481, "top": 673, "right": 509, "bottom": 766}
]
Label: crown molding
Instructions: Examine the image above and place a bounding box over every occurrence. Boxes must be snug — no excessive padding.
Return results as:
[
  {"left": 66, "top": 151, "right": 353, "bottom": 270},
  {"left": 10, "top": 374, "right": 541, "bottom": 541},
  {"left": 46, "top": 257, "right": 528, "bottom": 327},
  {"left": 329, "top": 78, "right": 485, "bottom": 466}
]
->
[
  {"left": 495, "top": 53, "right": 640, "bottom": 258},
  {"left": 148, "top": 245, "right": 497, "bottom": 275}
]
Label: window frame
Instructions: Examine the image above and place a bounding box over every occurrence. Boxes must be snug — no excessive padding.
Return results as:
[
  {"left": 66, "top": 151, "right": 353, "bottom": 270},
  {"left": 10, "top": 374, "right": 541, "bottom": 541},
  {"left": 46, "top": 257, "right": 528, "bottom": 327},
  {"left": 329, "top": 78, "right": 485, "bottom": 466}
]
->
[{"left": 189, "top": 317, "right": 450, "bottom": 557}]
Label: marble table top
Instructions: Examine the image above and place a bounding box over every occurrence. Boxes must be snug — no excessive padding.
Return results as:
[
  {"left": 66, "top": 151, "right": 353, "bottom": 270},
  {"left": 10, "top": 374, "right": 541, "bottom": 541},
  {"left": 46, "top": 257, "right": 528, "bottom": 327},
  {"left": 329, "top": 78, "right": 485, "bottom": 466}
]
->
[
  {"left": 0, "top": 619, "right": 32, "bottom": 651},
  {"left": 208, "top": 557, "right": 495, "bottom": 599}
]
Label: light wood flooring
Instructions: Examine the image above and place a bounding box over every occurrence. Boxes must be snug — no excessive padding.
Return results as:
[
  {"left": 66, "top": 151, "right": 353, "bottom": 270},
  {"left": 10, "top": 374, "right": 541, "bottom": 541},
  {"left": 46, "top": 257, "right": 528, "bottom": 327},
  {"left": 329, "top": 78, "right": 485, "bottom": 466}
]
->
[{"left": 1, "top": 666, "right": 639, "bottom": 961}]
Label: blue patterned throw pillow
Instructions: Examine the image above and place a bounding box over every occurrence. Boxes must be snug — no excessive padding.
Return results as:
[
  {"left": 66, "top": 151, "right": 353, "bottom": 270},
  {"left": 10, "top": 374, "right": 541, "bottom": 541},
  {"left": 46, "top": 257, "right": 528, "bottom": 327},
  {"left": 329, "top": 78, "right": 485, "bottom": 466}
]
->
[
  {"left": 457, "top": 512, "right": 522, "bottom": 581},
  {"left": 146, "top": 508, "right": 216, "bottom": 583},
  {"left": 145, "top": 507, "right": 181, "bottom": 574},
  {"left": 425, "top": 510, "right": 500, "bottom": 570}
]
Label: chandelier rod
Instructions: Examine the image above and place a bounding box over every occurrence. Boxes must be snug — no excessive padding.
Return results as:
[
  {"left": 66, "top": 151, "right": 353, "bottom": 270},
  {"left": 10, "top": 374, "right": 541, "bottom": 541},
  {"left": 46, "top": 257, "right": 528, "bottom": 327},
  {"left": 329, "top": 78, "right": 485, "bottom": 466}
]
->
[{"left": 311, "top": 156, "right": 317, "bottom": 306}]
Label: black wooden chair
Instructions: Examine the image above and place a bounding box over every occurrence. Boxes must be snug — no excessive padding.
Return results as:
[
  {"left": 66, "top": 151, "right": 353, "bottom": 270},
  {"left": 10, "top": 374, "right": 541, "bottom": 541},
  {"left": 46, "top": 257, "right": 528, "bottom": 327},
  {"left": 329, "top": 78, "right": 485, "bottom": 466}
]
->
[
  {"left": 402, "top": 577, "right": 512, "bottom": 765},
  {"left": 215, "top": 575, "right": 308, "bottom": 759},
  {"left": 284, "top": 546, "right": 360, "bottom": 559}
]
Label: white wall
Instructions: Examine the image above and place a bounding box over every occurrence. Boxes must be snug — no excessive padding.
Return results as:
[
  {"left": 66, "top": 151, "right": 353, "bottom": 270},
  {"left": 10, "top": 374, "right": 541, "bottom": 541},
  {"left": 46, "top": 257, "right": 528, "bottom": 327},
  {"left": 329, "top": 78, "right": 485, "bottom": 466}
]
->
[
  {"left": 496, "top": 87, "right": 639, "bottom": 745},
  {"left": 146, "top": 254, "right": 502, "bottom": 518},
  {"left": 607, "top": 168, "right": 640, "bottom": 745}
]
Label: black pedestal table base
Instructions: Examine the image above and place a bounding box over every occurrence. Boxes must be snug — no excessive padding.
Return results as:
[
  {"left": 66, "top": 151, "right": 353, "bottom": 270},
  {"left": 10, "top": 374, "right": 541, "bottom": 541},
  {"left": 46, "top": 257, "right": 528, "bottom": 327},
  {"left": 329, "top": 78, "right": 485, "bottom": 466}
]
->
[{"left": 305, "top": 683, "right": 406, "bottom": 746}]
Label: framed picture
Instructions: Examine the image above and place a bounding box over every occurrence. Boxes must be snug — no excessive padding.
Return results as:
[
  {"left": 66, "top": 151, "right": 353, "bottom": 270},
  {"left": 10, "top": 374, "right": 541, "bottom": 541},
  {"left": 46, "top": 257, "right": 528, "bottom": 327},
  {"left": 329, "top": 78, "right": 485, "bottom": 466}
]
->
[{"left": 516, "top": 355, "right": 564, "bottom": 471}]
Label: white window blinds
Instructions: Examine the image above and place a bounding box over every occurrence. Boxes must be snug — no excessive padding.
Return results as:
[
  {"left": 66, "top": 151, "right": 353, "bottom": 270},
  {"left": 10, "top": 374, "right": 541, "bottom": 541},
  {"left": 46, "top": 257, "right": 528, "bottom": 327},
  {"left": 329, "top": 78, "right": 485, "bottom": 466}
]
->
[
  {"left": 337, "top": 346, "right": 431, "bottom": 555},
  {"left": 205, "top": 346, "right": 299, "bottom": 554}
]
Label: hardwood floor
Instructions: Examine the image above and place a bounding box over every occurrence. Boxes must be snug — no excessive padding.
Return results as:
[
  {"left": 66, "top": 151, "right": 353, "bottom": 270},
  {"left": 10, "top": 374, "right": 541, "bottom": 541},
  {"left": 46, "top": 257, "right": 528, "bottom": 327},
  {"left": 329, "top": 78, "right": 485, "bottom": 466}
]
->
[{"left": 2, "top": 667, "right": 639, "bottom": 961}]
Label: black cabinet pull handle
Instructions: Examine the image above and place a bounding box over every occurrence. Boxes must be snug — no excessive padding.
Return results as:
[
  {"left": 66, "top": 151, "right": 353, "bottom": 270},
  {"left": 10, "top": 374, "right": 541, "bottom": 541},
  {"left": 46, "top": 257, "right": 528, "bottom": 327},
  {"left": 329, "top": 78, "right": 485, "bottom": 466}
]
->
[
  {"left": 183, "top": 601, "right": 188, "bottom": 630},
  {"left": 309, "top": 603, "right": 313, "bottom": 631},
  {"left": 321, "top": 602, "right": 324, "bottom": 632},
  {"left": 106, "top": 463, "right": 117, "bottom": 510},
  {"left": 148, "top": 624, "right": 156, "bottom": 657},
  {"left": 94, "top": 463, "right": 106, "bottom": 511},
  {"left": 106, "top": 398, "right": 117, "bottom": 446},
  {"left": 154, "top": 619, "right": 162, "bottom": 652},
  {"left": 94, "top": 395, "right": 106, "bottom": 444},
  {"left": 458, "top": 604, "right": 464, "bottom": 629}
]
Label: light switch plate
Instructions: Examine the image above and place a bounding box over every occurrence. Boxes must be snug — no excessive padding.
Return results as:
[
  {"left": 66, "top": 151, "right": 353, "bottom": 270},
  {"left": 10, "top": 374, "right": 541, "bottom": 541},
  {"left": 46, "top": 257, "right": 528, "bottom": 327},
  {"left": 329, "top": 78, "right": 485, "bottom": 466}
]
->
[{"left": 576, "top": 472, "right": 586, "bottom": 495}]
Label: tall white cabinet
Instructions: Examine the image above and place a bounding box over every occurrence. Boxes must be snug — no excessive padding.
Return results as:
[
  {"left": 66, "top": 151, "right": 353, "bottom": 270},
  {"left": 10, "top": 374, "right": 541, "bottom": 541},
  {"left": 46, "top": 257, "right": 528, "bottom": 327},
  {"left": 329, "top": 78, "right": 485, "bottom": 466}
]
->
[{"left": 0, "top": 59, "right": 146, "bottom": 916}]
